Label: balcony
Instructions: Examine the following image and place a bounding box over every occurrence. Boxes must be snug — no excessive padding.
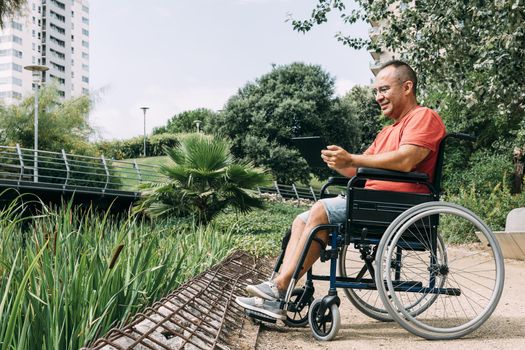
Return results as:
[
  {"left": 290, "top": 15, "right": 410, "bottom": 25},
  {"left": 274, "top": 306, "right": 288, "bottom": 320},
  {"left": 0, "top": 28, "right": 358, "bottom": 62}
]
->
[{"left": 370, "top": 59, "right": 382, "bottom": 76}]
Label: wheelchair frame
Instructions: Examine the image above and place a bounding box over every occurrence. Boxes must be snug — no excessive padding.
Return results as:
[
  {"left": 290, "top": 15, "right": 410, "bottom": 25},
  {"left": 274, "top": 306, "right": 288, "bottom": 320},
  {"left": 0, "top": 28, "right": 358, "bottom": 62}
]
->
[{"left": 256, "top": 133, "right": 505, "bottom": 341}]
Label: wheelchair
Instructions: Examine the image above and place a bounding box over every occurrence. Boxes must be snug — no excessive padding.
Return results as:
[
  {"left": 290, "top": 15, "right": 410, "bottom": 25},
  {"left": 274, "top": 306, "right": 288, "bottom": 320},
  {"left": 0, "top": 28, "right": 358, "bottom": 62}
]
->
[{"left": 246, "top": 133, "right": 505, "bottom": 341}]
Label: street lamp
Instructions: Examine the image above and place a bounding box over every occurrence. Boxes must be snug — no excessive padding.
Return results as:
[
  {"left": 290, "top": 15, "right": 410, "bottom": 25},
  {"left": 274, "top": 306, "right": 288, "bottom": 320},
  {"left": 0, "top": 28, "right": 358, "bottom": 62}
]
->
[
  {"left": 24, "top": 64, "right": 49, "bottom": 183},
  {"left": 193, "top": 119, "right": 202, "bottom": 133},
  {"left": 140, "top": 107, "right": 149, "bottom": 157}
]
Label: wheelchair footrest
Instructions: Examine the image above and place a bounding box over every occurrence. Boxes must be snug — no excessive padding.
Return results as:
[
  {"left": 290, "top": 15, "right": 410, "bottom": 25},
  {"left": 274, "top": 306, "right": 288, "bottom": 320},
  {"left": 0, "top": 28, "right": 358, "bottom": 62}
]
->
[{"left": 245, "top": 309, "right": 277, "bottom": 324}]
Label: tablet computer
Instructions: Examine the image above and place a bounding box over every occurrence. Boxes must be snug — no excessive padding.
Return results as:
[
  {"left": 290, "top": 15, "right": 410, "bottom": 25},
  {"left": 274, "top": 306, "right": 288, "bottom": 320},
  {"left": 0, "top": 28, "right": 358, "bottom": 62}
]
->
[{"left": 292, "top": 136, "right": 327, "bottom": 168}]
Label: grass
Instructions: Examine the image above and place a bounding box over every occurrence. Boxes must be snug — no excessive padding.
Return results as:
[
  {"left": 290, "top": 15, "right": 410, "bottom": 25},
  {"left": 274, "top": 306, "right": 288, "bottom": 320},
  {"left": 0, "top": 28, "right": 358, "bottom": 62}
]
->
[{"left": 0, "top": 197, "right": 240, "bottom": 349}]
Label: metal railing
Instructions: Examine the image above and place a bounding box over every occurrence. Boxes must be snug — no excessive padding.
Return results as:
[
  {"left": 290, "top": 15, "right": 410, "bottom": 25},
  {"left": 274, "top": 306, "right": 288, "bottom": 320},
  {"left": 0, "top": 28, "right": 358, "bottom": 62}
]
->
[
  {"left": 0, "top": 145, "right": 166, "bottom": 195},
  {"left": 258, "top": 181, "right": 328, "bottom": 202}
]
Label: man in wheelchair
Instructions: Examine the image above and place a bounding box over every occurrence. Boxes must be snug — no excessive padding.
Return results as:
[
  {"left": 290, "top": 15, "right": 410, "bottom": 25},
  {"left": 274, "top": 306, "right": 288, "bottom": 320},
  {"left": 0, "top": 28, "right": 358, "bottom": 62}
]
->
[{"left": 236, "top": 60, "right": 446, "bottom": 321}]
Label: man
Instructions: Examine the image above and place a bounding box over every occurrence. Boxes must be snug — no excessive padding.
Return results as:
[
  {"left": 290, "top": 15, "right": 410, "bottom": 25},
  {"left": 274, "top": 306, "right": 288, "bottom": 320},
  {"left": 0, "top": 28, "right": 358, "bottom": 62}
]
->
[{"left": 235, "top": 60, "right": 446, "bottom": 320}]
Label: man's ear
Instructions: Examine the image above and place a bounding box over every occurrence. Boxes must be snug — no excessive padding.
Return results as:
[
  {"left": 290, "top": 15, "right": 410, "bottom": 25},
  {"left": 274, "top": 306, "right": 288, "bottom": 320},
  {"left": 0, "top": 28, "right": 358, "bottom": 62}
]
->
[{"left": 403, "top": 80, "right": 414, "bottom": 96}]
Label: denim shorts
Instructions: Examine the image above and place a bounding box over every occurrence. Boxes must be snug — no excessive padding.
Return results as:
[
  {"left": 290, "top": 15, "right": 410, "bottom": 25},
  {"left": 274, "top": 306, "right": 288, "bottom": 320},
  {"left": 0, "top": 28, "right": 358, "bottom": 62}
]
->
[{"left": 298, "top": 196, "right": 346, "bottom": 224}]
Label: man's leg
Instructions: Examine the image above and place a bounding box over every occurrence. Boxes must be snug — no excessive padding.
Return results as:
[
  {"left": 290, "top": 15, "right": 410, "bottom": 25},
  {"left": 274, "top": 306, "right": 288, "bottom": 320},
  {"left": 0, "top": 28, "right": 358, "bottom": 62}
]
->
[{"left": 273, "top": 201, "right": 329, "bottom": 292}]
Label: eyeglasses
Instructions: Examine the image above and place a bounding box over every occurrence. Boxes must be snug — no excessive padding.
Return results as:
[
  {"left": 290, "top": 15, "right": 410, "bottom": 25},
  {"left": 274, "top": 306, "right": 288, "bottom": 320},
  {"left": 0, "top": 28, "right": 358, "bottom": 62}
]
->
[{"left": 373, "top": 81, "right": 409, "bottom": 97}]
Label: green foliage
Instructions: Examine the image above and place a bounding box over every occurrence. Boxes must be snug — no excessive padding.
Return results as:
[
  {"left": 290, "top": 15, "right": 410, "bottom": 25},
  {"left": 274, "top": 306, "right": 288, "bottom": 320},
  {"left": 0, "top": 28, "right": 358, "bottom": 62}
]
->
[
  {"left": 96, "top": 133, "right": 181, "bottom": 159},
  {"left": 0, "top": 199, "right": 238, "bottom": 349},
  {"left": 0, "top": 85, "right": 95, "bottom": 154},
  {"left": 211, "top": 62, "right": 360, "bottom": 183},
  {"left": 340, "top": 85, "right": 383, "bottom": 152},
  {"left": 212, "top": 201, "right": 309, "bottom": 257},
  {"left": 292, "top": 0, "right": 525, "bottom": 191},
  {"left": 0, "top": 0, "right": 25, "bottom": 28},
  {"left": 442, "top": 184, "right": 525, "bottom": 243},
  {"left": 153, "top": 108, "right": 217, "bottom": 134},
  {"left": 443, "top": 149, "right": 514, "bottom": 196},
  {"left": 137, "top": 134, "right": 272, "bottom": 225}
]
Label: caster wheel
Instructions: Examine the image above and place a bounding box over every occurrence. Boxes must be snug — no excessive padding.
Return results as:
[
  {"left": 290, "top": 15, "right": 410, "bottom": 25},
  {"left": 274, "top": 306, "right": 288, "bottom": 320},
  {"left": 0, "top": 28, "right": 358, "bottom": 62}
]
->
[
  {"left": 283, "top": 288, "right": 313, "bottom": 327},
  {"left": 308, "top": 298, "right": 341, "bottom": 341}
]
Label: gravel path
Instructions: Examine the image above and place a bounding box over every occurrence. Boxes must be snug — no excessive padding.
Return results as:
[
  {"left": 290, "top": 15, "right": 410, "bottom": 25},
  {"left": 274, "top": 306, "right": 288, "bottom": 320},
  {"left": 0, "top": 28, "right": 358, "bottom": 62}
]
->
[{"left": 255, "top": 245, "right": 525, "bottom": 350}]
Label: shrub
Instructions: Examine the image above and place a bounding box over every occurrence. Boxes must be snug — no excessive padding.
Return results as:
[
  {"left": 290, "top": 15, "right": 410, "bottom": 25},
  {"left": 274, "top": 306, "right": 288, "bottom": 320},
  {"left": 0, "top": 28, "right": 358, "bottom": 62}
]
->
[
  {"left": 212, "top": 201, "right": 308, "bottom": 257},
  {"left": 442, "top": 183, "right": 525, "bottom": 243}
]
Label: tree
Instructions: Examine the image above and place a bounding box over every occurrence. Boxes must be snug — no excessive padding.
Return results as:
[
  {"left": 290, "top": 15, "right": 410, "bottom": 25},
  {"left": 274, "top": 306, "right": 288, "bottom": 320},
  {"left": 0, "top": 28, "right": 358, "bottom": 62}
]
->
[
  {"left": 291, "top": 0, "right": 525, "bottom": 149},
  {"left": 211, "top": 62, "right": 360, "bottom": 183},
  {"left": 0, "top": 85, "right": 94, "bottom": 154},
  {"left": 0, "top": 0, "right": 25, "bottom": 28},
  {"left": 340, "top": 85, "right": 382, "bottom": 152},
  {"left": 137, "top": 134, "right": 271, "bottom": 225},
  {"left": 153, "top": 108, "right": 217, "bottom": 135}
]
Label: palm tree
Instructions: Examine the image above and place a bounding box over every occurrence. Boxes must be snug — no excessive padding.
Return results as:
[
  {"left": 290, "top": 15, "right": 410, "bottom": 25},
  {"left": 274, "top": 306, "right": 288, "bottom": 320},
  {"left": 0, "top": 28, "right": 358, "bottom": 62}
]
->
[
  {"left": 137, "top": 134, "right": 272, "bottom": 225},
  {"left": 0, "top": 0, "right": 25, "bottom": 28}
]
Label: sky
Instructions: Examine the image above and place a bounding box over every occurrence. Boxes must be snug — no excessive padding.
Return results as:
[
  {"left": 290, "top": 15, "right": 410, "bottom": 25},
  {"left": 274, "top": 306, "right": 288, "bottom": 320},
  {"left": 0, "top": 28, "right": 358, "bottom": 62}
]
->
[{"left": 89, "top": 0, "right": 374, "bottom": 140}]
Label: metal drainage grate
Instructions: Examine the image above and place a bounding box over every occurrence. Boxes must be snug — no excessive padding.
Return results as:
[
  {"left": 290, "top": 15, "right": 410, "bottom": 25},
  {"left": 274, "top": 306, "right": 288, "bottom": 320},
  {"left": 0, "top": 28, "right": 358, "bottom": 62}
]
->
[{"left": 84, "top": 251, "right": 272, "bottom": 350}]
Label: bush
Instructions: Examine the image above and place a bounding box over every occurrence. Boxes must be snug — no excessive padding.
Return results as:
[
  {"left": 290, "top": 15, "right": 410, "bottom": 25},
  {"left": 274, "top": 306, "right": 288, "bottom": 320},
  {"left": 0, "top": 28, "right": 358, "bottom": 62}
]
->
[
  {"left": 443, "top": 183, "right": 525, "bottom": 243},
  {"left": 96, "top": 133, "right": 181, "bottom": 159},
  {"left": 443, "top": 149, "right": 514, "bottom": 196},
  {"left": 212, "top": 201, "right": 309, "bottom": 257}
]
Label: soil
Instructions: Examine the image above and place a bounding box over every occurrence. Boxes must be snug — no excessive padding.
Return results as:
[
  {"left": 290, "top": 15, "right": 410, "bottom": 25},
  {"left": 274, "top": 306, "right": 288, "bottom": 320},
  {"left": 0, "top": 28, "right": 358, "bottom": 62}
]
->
[{"left": 254, "top": 246, "right": 525, "bottom": 350}]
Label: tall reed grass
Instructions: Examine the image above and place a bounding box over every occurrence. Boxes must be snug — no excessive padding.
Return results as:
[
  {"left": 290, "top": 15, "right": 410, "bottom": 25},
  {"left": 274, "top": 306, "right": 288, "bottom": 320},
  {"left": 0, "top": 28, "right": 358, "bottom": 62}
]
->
[{"left": 0, "top": 197, "right": 236, "bottom": 349}]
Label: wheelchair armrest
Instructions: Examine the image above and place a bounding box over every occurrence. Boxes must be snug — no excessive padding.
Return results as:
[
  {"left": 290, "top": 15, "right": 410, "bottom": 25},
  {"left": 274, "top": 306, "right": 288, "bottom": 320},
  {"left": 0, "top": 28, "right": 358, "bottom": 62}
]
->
[
  {"left": 326, "top": 177, "right": 351, "bottom": 186},
  {"left": 355, "top": 167, "right": 429, "bottom": 183},
  {"left": 319, "top": 177, "right": 351, "bottom": 199}
]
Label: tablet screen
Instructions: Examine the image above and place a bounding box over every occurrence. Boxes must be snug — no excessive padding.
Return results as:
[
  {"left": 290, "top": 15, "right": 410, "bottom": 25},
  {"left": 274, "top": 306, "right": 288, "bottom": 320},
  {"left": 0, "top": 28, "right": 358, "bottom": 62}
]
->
[{"left": 292, "top": 136, "right": 327, "bottom": 168}]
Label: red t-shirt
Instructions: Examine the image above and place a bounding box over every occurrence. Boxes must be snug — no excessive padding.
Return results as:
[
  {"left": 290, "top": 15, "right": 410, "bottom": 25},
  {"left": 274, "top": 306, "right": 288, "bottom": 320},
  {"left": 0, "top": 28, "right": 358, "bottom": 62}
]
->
[{"left": 364, "top": 106, "right": 446, "bottom": 193}]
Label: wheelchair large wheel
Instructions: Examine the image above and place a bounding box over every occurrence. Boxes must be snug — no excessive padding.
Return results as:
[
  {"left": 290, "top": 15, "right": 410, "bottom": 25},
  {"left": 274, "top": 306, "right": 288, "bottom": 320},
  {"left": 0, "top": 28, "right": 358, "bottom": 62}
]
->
[
  {"left": 308, "top": 298, "right": 341, "bottom": 341},
  {"left": 339, "top": 237, "right": 446, "bottom": 322},
  {"left": 375, "top": 202, "right": 505, "bottom": 340},
  {"left": 339, "top": 244, "right": 391, "bottom": 321},
  {"left": 283, "top": 287, "right": 313, "bottom": 327}
]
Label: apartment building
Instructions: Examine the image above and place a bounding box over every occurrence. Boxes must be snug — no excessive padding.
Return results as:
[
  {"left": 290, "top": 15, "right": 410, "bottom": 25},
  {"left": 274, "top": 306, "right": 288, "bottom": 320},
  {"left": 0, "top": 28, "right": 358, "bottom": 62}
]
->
[
  {"left": 368, "top": 2, "right": 411, "bottom": 75},
  {"left": 0, "top": 0, "right": 89, "bottom": 105}
]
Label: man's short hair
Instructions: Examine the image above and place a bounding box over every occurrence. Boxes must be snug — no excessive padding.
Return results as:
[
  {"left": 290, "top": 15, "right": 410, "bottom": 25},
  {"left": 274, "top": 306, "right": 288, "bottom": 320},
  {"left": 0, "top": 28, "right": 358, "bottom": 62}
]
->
[{"left": 379, "top": 60, "right": 417, "bottom": 96}]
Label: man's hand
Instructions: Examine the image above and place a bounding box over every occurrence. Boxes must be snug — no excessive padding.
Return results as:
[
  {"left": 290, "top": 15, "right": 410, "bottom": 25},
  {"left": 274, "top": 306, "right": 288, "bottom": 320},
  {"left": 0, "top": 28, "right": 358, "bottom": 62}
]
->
[{"left": 321, "top": 145, "right": 353, "bottom": 169}]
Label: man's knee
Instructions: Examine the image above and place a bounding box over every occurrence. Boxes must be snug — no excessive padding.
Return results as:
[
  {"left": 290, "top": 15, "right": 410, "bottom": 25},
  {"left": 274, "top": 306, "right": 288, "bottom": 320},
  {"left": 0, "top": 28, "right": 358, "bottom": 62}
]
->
[{"left": 307, "top": 202, "right": 328, "bottom": 224}]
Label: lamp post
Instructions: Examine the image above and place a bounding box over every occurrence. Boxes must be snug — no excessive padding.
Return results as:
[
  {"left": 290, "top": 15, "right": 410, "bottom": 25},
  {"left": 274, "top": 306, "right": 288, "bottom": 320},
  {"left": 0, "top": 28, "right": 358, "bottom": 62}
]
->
[
  {"left": 193, "top": 119, "right": 202, "bottom": 133},
  {"left": 24, "top": 64, "right": 49, "bottom": 183},
  {"left": 140, "top": 107, "right": 149, "bottom": 157}
]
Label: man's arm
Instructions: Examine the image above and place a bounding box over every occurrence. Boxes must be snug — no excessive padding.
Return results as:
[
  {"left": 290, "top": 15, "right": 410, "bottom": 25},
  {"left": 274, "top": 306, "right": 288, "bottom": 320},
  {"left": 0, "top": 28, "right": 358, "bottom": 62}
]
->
[{"left": 321, "top": 144, "right": 430, "bottom": 173}]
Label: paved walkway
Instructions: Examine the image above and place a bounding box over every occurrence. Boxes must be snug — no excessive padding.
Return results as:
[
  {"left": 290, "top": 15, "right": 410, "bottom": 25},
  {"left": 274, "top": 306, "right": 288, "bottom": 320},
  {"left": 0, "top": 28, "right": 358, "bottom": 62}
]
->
[{"left": 256, "top": 245, "right": 525, "bottom": 350}]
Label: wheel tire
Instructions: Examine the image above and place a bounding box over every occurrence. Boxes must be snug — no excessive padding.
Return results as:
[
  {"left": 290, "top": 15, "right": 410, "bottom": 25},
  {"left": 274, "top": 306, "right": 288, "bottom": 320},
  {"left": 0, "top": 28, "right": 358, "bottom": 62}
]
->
[
  {"left": 338, "top": 244, "right": 392, "bottom": 321},
  {"left": 283, "top": 288, "right": 313, "bottom": 327},
  {"left": 308, "top": 298, "right": 341, "bottom": 341},
  {"left": 375, "top": 201, "right": 505, "bottom": 340}
]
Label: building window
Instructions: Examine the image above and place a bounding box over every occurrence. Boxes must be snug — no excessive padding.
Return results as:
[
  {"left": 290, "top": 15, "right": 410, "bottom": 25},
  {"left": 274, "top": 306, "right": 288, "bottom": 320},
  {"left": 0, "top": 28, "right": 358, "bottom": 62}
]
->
[
  {"left": 50, "top": 48, "right": 65, "bottom": 59},
  {"left": 0, "top": 49, "right": 22, "bottom": 58},
  {"left": 82, "top": 63, "right": 89, "bottom": 71},
  {"left": 50, "top": 36, "right": 65, "bottom": 47},
  {"left": 58, "top": 90, "right": 65, "bottom": 97},
  {"left": 82, "top": 87, "right": 89, "bottom": 95},
  {"left": 0, "top": 77, "right": 22, "bottom": 86},
  {"left": 10, "top": 21, "right": 22, "bottom": 30},
  {"left": 82, "top": 17, "right": 89, "bottom": 25},
  {"left": 0, "top": 63, "right": 20, "bottom": 72},
  {"left": 82, "top": 5, "right": 89, "bottom": 13},
  {"left": 0, "top": 35, "right": 22, "bottom": 44},
  {"left": 82, "top": 40, "right": 89, "bottom": 48},
  {"left": 0, "top": 91, "right": 23, "bottom": 99},
  {"left": 82, "top": 52, "right": 89, "bottom": 59},
  {"left": 82, "top": 76, "right": 89, "bottom": 83},
  {"left": 82, "top": 28, "right": 89, "bottom": 36},
  {"left": 50, "top": 23, "right": 65, "bottom": 34}
]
